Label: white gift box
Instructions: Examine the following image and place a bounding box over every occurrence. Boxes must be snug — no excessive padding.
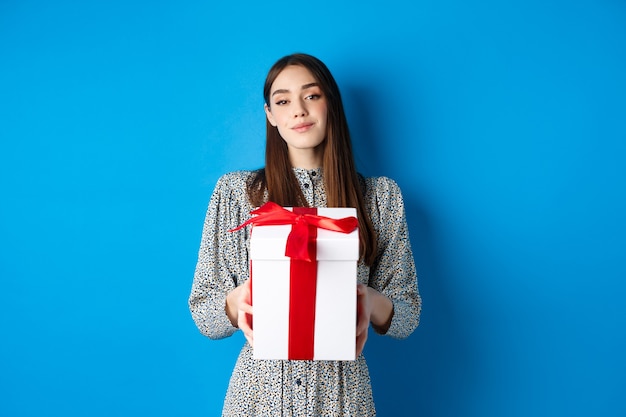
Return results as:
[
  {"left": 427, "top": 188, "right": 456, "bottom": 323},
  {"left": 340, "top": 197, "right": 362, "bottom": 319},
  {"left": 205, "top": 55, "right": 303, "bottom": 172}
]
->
[{"left": 249, "top": 207, "right": 359, "bottom": 361}]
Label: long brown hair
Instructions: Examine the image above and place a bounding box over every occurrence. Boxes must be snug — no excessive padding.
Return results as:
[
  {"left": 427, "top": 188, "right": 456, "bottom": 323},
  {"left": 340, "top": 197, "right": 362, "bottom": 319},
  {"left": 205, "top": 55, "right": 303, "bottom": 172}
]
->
[{"left": 248, "top": 53, "right": 377, "bottom": 265}]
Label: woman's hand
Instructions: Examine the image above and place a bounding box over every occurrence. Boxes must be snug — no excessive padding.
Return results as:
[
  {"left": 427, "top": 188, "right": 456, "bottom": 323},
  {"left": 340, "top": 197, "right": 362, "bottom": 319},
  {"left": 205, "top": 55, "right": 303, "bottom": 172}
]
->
[
  {"left": 356, "top": 284, "right": 372, "bottom": 357},
  {"left": 226, "top": 280, "right": 254, "bottom": 346},
  {"left": 356, "top": 284, "right": 394, "bottom": 357}
]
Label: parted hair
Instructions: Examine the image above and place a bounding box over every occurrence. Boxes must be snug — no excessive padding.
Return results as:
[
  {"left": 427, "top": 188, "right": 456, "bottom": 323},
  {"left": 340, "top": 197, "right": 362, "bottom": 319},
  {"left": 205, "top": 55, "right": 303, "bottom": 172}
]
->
[{"left": 247, "top": 53, "right": 377, "bottom": 266}]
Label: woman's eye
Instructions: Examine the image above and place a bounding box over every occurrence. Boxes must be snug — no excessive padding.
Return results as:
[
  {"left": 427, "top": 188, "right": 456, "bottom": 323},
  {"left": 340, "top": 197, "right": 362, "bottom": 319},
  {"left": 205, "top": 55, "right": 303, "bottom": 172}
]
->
[
  {"left": 275, "top": 99, "right": 288, "bottom": 106},
  {"left": 305, "top": 94, "right": 321, "bottom": 100}
]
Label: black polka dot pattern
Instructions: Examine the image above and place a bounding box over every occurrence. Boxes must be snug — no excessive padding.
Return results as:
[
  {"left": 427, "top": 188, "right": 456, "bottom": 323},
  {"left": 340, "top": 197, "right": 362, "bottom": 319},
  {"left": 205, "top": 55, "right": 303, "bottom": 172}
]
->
[{"left": 189, "top": 168, "right": 421, "bottom": 416}]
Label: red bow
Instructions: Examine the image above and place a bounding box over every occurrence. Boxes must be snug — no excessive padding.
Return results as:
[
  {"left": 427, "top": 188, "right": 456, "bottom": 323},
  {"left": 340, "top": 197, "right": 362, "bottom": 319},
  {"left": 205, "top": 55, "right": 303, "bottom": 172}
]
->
[{"left": 229, "top": 202, "right": 358, "bottom": 262}]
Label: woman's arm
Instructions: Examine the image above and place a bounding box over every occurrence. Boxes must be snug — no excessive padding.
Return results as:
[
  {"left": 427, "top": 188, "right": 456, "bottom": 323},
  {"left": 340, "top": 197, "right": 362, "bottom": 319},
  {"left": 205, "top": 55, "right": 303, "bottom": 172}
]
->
[
  {"left": 189, "top": 173, "right": 252, "bottom": 340},
  {"left": 365, "top": 177, "right": 422, "bottom": 340},
  {"left": 356, "top": 284, "right": 394, "bottom": 356}
]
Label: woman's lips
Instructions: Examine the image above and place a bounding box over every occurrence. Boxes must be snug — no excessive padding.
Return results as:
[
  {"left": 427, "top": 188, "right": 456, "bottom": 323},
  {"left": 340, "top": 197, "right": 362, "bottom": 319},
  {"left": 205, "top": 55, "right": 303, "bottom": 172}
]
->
[{"left": 292, "top": 122, "right": 314, "bottom": 133}]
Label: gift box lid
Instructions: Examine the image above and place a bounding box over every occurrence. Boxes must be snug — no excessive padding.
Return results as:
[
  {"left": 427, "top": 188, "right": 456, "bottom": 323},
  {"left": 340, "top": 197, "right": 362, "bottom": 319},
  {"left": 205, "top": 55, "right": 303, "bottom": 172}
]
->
[{"left": 250, "top": 207, "right": 359, "bottom": 261}]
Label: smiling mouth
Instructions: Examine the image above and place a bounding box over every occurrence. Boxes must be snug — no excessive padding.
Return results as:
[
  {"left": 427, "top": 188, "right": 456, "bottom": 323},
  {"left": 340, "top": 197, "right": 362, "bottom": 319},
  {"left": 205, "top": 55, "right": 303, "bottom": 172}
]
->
[{"left": 292, "top": 123, "right": 314, "bottom": 133}]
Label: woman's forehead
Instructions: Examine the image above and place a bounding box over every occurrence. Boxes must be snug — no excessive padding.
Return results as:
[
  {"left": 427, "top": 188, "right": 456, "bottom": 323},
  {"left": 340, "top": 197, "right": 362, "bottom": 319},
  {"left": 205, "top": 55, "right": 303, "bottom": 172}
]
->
[{"left": 271, "top": 65, "right": 318, "bottom": 92}]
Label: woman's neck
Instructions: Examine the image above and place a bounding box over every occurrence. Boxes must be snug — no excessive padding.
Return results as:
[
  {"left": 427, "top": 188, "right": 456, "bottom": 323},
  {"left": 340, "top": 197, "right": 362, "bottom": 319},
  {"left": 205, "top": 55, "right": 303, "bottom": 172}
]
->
[{"left": 288, "top": 148, "right": 322, "bottom": 170}]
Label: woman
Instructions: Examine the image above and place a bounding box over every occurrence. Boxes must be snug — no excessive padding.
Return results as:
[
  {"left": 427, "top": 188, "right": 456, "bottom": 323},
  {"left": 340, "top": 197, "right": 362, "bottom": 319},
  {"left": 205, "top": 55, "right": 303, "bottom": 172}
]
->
[{"left": 189, "top": 53, "right": 421, "bottom": 416}]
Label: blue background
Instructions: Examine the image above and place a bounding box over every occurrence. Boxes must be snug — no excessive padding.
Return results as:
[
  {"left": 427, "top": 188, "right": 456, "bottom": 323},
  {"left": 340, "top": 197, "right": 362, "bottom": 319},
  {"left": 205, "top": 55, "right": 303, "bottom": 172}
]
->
[{"left": 1, "top": 1, "right": 625, "bottom": 416}]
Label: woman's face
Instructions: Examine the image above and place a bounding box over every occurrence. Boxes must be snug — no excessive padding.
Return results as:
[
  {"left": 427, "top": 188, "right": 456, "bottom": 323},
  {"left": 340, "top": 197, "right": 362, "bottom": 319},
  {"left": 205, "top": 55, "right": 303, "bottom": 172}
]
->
[{"left": 265, "top": 65, "right": 328, "bottom": 163}]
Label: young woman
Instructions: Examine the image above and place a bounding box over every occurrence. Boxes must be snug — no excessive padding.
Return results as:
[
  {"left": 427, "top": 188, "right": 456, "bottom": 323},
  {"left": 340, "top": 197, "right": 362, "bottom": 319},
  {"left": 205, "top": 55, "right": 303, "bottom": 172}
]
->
[{"left": 189, "top": 53, "right": 421, "bottom": 416}]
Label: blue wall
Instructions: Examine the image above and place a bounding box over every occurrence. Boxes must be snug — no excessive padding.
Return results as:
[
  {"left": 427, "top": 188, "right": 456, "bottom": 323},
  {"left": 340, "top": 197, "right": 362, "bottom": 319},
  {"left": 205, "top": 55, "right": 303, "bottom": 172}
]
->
[{"left": 1, "top": 1, "right": 625, "bottom": 416}]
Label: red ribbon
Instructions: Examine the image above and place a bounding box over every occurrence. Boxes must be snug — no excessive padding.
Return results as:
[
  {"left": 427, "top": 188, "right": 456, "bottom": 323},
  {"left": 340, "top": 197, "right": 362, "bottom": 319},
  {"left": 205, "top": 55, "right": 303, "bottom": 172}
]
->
[
  {"left": 289, "top": 207, "right": 318, "bottom": 359},
  {"left": 229, "top": 201, "right": 358, "bottom": 262},
  {"left": 230, "top": 202, "right": 358, "bottom": 360}
]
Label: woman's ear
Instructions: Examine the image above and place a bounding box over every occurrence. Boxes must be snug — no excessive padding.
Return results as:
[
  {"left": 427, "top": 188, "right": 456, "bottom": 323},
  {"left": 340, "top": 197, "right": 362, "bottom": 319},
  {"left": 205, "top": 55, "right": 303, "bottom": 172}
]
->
[{"left": 264, "top": 104, "right": 277, "bottom": 127}]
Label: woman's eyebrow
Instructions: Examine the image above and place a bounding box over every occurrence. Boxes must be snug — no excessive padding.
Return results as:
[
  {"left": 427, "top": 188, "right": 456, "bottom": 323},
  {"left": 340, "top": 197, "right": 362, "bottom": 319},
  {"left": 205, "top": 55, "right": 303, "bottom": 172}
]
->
[
  {"left": 271, "top": 88, "right": 289, "bottom": 97},
  {"left": 271, "top": 83, "right": 320, "bottom": 97},
  {"left": 301, "top": 82, "right": 319, "bottom": 90}
]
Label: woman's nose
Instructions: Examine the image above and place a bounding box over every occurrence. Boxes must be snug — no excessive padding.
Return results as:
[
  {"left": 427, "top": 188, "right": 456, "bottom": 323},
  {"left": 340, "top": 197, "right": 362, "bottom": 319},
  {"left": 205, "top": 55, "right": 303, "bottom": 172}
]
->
[{"left": 292, "top": 101, "right": 307, "bottom": 117}]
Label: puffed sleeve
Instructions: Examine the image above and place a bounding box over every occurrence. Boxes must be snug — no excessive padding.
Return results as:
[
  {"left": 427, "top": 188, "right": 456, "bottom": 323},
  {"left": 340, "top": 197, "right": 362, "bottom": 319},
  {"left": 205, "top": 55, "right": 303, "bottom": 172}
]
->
[
  {"left": 188, "top": 172, "right": 252, "bottom": 340},
  {"left": 367, "top": 177, "right": 421, "bottom": 339}
]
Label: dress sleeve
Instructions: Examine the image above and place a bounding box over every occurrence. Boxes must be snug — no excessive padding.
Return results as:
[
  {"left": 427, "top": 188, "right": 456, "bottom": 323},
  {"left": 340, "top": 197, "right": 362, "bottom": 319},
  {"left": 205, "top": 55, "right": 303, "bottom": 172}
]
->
[
  {"left": 367, "top": 177, "right": 421, "bottom": 339},
  {"left": 188, "top": 173, "right": 252, "bottom": 340}
]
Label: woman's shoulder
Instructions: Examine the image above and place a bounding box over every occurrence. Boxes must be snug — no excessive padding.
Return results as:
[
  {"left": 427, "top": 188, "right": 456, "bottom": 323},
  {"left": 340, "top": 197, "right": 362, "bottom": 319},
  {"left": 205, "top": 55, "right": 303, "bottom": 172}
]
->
[
  {"left": 218, "top": 170, "right": 259, "bottom": 182},
  {"left": 361, "top": 174, "right": 403, "bottom": 197},
  {"left": 212, "top": 170, "right": 260, "bottom": 193},
  {"left": 360, "top": 174, "right": 406, "bottom": 223},
  {"left": 208, "top": 170, "right": 259, "bottom": 206}
]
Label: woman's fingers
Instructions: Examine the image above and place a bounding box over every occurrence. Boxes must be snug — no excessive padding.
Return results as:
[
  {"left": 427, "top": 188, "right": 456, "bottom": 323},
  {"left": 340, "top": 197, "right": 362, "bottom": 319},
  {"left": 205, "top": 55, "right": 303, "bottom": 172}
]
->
[
  {"left": 356, "top": 284, "right": 371, "bottom": 356},
  {"left": 238, "top": 307, "right": 254, "bottom": 347},
  {"left": 356, "top": 325, "right": 368, "bottom": 356},
  {"left": 356, "top": 284, "right": 370, "bottom": 334},
  {"left": 356, "top": 304, "right": 369, "bottom": 336},
  {"left": 238, "top": 279, "right": 254, "bottom": 346}
]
